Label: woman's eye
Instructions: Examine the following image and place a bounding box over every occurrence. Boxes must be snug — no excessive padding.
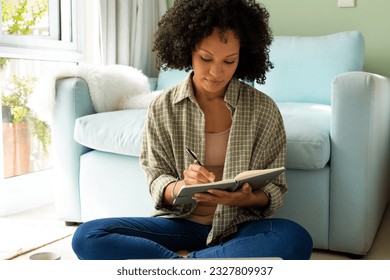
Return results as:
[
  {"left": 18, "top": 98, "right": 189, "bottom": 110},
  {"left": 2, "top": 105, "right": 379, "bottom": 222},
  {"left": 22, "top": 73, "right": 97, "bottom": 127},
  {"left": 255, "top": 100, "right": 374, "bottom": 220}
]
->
[
  {"left": 200, "top": 56, "right": 235, "bottom": 64},
  {"left": 201, "top": 56, "right": 212, "bottom": 62}
]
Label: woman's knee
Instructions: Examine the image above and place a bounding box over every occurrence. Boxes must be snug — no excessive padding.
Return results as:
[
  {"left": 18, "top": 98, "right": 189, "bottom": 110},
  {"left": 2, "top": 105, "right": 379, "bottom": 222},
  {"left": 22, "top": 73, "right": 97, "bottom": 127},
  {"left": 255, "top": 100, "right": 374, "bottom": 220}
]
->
[
  {"left": 273, "top": 218, "right": 313, "bottom": 259},
  {"left": 71, "top": 220, "right": 104, "bottom": 259},
  {"left": 241, "top": 218, "right": 313, "bottom": 259},
  {"left": 71, "top": 222, "right": 89, "bottom": 259}
]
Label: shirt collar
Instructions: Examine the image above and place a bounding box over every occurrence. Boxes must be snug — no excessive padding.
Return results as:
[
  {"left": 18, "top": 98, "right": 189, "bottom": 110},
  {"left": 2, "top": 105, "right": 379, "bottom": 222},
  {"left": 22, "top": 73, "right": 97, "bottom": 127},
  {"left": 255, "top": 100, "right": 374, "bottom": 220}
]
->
[
  {"left": 173, "top": 73, "right": 196, "bottom": 104},
  {"left": 173, "top": 72, "right": 240, "bottom": 109}
]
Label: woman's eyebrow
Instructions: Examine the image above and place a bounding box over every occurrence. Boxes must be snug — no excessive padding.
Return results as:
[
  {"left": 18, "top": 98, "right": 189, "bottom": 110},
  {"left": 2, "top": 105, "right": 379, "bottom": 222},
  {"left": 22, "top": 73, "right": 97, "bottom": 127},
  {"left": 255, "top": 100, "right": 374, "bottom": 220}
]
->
[
  {"left": 199, "top": 48, "right": 239, "bottom": 57},
  {"left": 226, "top": 53, "right": 239, "bottom": 57}
]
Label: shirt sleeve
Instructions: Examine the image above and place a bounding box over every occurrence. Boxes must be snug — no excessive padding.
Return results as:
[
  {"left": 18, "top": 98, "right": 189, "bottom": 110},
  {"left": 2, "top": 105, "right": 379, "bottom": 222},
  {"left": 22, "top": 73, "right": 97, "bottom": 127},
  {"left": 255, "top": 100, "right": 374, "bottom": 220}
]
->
[
  {"left": 140, "top": 99, "right": 179, "bottom": 211},
  {"left": 248, "top": 98, "right": 287, "bottom": 217}
]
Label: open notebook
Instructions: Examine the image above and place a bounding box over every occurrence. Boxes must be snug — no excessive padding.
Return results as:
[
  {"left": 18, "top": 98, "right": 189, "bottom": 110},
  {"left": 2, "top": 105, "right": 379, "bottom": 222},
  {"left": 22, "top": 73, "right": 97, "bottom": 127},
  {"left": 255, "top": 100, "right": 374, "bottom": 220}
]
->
[{"left": 173, "top": 167, "right": 285, "bottom": 205}]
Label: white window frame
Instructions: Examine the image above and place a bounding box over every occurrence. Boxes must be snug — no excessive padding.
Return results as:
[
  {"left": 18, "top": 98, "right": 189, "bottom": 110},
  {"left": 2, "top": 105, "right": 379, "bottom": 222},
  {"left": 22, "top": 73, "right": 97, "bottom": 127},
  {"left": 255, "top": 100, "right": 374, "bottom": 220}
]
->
[
  {"left": 0, "top": 0, "right": 83, "bottom": 62},
  {"left": 0, "top": 0, "right": 86, "bottom": 216}
]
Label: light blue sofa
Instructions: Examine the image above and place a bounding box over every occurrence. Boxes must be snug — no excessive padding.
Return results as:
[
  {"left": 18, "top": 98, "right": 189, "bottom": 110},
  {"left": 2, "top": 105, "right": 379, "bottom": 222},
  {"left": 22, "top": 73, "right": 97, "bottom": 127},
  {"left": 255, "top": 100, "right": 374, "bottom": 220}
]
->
[{"left": 52, "top": 32, "right": 390, "bottom": 256}]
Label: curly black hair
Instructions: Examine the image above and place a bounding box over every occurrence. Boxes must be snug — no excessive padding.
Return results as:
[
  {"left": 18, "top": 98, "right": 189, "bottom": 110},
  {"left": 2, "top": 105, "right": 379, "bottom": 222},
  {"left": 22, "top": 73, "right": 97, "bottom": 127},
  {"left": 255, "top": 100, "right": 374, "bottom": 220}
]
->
[{"left": 153, "top": 0, "right": 273, "bottom": 84}]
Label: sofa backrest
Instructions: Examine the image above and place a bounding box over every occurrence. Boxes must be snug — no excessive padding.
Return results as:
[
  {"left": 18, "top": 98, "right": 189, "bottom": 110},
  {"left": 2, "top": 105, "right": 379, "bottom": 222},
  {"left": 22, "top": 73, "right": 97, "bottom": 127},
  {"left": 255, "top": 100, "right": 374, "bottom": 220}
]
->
[
  {"left": 156, "top": 68, "right": 191, "bottom": 90},
  {"left": 255, "top": 31, "right": 365, "bottom": 105}
]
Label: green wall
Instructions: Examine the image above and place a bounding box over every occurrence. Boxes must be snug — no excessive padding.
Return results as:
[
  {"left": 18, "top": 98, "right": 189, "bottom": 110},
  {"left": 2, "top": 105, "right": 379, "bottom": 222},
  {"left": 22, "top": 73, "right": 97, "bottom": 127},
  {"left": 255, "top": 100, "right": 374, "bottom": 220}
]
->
[
  {"left": 261, "top": 0, "right": 390, "bottom": 78},
  {"left": 166, "top": 0, "right": 174, "bottom": 7},
  {"left": 166, "top": 0, "right": 390, "bottom": 78}
]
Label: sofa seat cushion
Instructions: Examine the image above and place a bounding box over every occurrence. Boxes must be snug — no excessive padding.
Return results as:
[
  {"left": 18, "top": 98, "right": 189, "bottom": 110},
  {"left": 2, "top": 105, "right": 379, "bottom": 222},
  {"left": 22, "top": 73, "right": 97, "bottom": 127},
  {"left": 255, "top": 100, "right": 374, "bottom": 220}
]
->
[
  {"left": 278, "top": 102, "right": 331, "bottom": 170},
  {"left": 74, "top": 103, "right": 330, "bottom": 170},
  {"left": 74, "top": 109, "right": 147, "bottom": 157}
]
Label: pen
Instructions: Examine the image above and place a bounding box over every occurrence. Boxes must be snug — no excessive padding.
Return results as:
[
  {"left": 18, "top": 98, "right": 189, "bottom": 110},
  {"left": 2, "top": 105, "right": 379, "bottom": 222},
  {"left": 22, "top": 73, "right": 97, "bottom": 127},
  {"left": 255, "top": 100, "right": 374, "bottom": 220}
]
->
[{"left": 186, "top": 148, "right": 203, "bottom": 166}]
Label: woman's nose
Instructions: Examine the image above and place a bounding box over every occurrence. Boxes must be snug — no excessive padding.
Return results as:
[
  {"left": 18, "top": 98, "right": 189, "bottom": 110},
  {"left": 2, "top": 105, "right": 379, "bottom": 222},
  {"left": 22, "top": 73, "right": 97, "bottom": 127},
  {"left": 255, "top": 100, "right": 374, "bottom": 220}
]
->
[{"left": 209, "top": 63, "right": 223, "bottom": 77}]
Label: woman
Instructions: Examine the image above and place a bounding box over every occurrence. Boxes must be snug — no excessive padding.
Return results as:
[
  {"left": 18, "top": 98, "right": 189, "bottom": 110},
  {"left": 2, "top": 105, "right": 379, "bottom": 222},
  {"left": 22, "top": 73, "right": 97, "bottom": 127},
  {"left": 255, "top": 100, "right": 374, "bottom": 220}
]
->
[{"left": 72, "top": 0, "right": 313, "bottom": 260}]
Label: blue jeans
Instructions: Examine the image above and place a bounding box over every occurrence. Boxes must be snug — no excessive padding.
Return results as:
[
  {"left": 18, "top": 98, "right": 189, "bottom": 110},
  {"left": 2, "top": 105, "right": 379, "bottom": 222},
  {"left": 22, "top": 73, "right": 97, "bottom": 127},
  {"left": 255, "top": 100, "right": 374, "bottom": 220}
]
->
[{"left": 72, "top": 217, "right": 313, "bottom": 260}]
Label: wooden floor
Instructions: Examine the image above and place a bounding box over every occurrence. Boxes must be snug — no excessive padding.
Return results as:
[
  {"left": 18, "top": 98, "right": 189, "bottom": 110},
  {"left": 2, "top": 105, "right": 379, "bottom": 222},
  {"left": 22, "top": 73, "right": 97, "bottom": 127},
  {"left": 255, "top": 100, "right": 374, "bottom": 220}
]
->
[{"left": 5, "top": 203, "right": 390, "bottom": 260}]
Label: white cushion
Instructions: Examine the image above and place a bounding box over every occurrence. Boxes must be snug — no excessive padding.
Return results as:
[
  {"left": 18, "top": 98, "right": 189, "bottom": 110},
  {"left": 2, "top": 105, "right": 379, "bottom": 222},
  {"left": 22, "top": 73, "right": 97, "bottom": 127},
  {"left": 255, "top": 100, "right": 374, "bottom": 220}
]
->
[{"left": 74, "top": 109, "right": 146, "bottom": 157}]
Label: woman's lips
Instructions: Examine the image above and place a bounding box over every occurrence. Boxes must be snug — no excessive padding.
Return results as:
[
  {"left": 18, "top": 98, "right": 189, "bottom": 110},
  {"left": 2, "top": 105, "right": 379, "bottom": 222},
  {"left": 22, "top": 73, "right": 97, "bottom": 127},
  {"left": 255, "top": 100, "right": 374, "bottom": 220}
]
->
[{"left": 205, "top": 78, "right": 223, "bottom": 86}]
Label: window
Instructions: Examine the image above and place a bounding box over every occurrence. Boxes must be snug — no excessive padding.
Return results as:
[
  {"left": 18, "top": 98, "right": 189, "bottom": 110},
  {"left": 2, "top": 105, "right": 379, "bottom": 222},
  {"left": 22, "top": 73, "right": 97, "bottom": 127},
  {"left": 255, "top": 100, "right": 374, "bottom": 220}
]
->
[
  {"left": 0, "top": 0, "right": 82, "bottom": 215},
  {"left": 0, "top": 0, "right": 81, "bottom": 60},
  {"left": 2, "top": 0, "right": 50, "bottom": 36}
]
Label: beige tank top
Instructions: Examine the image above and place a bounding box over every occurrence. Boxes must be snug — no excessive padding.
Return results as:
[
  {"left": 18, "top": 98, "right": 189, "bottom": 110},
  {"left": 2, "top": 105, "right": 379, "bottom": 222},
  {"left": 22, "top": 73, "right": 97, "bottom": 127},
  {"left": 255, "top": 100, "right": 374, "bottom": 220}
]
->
[{"left": 186, "top": 127, "right": 230, "bottom": 225}]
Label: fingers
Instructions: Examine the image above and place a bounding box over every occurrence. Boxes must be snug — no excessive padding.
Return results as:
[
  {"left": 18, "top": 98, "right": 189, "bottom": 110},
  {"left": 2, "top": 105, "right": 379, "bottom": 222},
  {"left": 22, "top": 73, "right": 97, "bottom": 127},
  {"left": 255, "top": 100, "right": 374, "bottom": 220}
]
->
[
  {"left": 194, "top": 182, "right": 253, "bottom": 206},
  {"left": 241, "top": 182, "right": 252, "bottom": 193},
  {"left": 183, "top": 164, "right": 215, "bottom": 185}
]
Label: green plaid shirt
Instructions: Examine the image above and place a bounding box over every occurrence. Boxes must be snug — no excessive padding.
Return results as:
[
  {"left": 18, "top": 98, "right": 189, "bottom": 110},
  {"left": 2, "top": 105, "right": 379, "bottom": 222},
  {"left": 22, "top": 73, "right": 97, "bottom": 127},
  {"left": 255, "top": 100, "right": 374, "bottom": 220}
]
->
[{"left": 140, "top": 74, "right": 287, "bottom": 245}]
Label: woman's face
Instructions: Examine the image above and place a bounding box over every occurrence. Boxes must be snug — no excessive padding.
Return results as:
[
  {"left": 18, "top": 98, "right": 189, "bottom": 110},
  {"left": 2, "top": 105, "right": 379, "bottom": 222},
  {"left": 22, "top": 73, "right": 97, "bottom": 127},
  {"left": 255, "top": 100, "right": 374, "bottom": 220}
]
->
[{"left": 192, "top": 28, "right": 240, "bottom": 97}]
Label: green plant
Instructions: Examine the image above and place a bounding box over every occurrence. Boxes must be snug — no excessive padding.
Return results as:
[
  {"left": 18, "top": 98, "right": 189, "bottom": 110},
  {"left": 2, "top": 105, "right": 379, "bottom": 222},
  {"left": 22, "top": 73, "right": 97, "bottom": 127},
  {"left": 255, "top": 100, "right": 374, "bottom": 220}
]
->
[
  {"left": 1, "top": 0, "right": 48, "bottom": 69},
  {"left": 1, "top": 0, "right": 51, "bottom": 156},
  {"left": 2, "top": 75, "right": 51, "bottom": 156},
  {"left": 1, "top": 0, "right": 48, "bottom": 35}
]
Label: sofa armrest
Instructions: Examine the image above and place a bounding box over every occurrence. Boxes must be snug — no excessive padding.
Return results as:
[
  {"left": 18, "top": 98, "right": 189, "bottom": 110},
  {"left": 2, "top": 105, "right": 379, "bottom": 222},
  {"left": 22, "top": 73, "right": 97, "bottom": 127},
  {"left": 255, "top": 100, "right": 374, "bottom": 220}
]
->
[
  {"left": 52, "top": 77, "right": 96, "bottom": 223},
  {"left": 330, "top": 71, "right": 390, "bottom": 254}
]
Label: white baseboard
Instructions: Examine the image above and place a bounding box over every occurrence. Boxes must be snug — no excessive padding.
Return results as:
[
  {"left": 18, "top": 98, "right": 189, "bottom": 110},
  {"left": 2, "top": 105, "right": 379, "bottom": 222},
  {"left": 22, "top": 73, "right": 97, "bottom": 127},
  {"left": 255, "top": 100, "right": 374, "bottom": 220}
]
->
[{"left": 0, "top": 169, "right": 55, "bottom": 217}]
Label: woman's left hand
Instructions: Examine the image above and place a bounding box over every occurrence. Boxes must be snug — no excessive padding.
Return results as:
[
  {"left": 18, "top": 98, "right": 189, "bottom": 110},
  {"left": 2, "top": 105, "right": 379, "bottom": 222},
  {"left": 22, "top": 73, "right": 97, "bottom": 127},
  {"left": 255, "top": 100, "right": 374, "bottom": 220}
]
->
[{"left": 192, "top": 182, "right": 269, "bottom": 207}]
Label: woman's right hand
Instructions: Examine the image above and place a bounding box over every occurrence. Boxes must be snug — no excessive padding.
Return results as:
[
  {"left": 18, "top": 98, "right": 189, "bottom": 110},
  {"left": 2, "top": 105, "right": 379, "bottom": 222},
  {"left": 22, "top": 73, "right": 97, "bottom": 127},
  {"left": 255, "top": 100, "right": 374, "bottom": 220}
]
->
[
  {"left": 183, "top": 164, "right": 215, "bottom": 186},
  {"left": 164, "top": 164, "right": 215, "bottom": 205}
]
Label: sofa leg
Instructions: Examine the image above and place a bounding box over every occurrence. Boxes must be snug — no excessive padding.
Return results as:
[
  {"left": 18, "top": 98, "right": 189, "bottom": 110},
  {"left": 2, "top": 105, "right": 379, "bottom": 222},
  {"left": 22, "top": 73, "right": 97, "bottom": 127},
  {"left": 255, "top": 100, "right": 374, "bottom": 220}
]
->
[
  {"left": 65, "top": 221, "right": 81, "bottom": 227},
  {"left": 346, "top": 253, "right": 363, "bottom": 259}
]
